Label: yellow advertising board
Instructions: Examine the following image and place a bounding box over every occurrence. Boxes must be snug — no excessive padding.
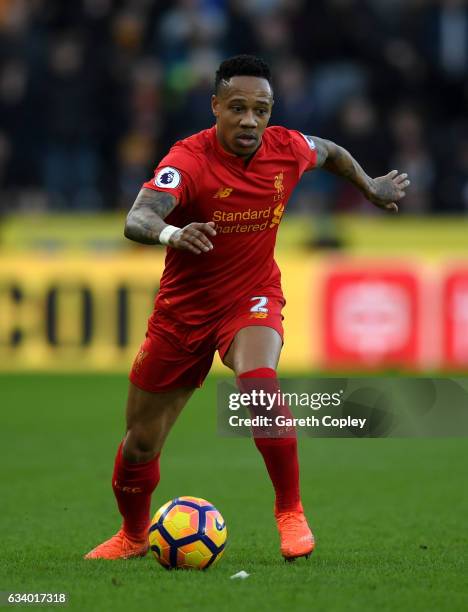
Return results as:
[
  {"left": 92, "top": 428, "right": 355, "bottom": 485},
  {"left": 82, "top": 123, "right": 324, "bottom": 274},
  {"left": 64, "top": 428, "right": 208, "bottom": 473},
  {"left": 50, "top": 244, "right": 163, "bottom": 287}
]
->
[
  {"left": 0, "top": 253, "right": 319, "bottom": 372},
  {"left": 2, "top": 213, "right": 468, "bottom": 373}
]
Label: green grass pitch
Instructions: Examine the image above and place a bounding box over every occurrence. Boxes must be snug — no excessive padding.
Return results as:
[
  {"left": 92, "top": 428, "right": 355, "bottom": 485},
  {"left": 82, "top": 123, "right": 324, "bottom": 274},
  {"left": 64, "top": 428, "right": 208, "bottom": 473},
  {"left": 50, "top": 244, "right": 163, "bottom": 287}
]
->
[{"left": 1, "top": 374, "right": 467, "bottom": 611}]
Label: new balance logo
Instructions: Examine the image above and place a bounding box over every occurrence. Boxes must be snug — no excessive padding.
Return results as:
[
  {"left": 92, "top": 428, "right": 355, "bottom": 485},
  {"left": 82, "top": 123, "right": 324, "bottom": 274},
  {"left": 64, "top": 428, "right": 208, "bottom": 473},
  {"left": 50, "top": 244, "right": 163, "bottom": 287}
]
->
[
  {"left": 214, "top": 187, "right": 233, "bottom": 198},
  {"left": 249, "top": 312, "right": 268, "bottom": 319}
]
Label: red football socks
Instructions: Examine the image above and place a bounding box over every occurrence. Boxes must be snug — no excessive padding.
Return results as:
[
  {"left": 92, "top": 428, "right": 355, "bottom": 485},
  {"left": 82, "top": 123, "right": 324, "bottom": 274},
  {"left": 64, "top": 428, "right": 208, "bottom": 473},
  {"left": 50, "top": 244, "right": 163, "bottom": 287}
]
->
[
  {"left": 238, "top": 368, "right": 301, "bottom": 512},
  {"left": 112, "top": 441, "right": 160, "bottom": 539}
]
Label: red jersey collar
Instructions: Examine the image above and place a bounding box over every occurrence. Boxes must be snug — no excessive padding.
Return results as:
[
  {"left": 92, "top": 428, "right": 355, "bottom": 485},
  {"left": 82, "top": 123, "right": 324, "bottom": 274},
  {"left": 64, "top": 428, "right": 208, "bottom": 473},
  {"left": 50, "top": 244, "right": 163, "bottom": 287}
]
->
[{"left": 210, "top": 125, "right": 265, "bottom": 167}]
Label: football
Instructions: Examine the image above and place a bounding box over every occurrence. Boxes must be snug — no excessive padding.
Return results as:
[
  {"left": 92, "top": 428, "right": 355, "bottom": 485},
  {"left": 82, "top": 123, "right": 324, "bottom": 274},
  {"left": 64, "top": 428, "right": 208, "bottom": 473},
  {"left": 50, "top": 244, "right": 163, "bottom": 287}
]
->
[{"left": 149, "top": 496, "right": 227, "bottom": 570}]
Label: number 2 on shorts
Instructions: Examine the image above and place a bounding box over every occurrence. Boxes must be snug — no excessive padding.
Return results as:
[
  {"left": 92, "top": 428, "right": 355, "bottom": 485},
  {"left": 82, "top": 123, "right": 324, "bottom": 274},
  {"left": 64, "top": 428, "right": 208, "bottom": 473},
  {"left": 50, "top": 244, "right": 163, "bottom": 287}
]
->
[{"left": 250, "top": 296, "right": 269, "bottom": 313}]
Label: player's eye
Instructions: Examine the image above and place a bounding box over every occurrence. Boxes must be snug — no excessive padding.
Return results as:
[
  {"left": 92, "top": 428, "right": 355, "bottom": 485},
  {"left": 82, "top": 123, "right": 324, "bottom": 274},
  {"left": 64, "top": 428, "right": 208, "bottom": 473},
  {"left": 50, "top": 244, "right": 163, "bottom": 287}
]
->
[
  {"left": 257, "top": 108, "right": 268, "bottom": 116},
  {"left": 231, "top": 106, "right": 243, "bottom": 112}
]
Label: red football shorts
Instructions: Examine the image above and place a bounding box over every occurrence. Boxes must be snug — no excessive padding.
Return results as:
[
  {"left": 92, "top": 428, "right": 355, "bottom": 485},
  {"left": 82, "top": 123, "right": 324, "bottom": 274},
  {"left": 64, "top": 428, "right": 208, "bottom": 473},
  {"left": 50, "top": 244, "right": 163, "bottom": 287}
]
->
[{"left": 129, "top": 294, "right": 285, "bottom": 392}]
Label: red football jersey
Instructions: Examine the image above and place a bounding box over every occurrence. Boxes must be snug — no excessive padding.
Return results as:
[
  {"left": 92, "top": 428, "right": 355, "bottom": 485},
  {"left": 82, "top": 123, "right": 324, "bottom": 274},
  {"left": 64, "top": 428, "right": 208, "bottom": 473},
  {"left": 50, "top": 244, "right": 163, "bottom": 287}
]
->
[{"left": 142, "top": 125, "right": 317, "bottom": 325}]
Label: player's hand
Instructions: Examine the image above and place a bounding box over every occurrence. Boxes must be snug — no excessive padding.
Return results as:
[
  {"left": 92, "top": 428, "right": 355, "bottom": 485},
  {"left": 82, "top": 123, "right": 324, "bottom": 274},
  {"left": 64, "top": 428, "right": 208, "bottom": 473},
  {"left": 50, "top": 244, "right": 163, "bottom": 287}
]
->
[
  {"left": 169, "top": 221, "right": 217, "bottom": 254},
  {"left": 366, "top": 170, "right": 410, "bottom": 213}
]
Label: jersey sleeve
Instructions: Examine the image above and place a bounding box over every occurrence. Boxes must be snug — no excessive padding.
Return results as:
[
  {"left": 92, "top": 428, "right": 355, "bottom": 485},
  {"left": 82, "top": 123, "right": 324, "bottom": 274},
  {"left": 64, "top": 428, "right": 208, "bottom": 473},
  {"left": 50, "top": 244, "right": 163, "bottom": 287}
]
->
[
  {"left": 289, "top": 130, "right": 318, "bottom": 175},
  {"left": 142, "top": 144, "right": 202, "bottom": 206}
]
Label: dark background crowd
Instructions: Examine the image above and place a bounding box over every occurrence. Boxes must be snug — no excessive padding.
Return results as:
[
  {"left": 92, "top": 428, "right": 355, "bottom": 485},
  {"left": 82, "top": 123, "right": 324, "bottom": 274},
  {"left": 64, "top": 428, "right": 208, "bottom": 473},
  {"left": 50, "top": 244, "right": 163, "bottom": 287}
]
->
[{"left": 1, "top": 0, "right": 468, "bottom": 214}]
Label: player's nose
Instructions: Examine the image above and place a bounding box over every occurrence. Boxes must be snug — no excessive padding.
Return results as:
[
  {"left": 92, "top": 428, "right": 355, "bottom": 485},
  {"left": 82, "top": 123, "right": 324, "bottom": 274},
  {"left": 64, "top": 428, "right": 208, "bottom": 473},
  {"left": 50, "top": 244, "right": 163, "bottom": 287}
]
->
[{"left": 239, "top": 110, "right": 257, "bottom": 128}]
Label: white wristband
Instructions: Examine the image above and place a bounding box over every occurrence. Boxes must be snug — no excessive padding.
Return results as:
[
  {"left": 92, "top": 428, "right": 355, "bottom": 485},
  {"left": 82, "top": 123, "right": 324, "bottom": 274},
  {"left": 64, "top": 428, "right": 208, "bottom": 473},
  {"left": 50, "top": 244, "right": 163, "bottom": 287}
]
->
[{"left": 159, "top": 225, "right": 180, "bottom": 246}]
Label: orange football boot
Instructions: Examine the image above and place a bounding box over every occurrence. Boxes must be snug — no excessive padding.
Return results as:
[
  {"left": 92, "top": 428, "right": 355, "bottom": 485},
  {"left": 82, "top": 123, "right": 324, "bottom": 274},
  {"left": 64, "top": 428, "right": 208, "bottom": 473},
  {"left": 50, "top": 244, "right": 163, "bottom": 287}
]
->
[
  {"left": 84, "top": 528, "right": 149, "bottom": 560},
  {"left": 275, "top": 504, "right": 315, "bottom": 561}
]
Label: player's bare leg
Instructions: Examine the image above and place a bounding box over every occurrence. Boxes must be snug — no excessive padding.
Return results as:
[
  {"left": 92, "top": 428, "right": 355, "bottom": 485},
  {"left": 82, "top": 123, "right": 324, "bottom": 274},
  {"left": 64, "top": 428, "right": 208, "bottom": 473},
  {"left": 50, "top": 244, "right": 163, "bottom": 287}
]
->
[
  {"left": 223, "top": 326, "right": 315, "bottom": 561},
  {"left": 223, "top": 325, "right": 282, "bottom": 373},
  {"left": 84, "top": 384, "right": 194, "bottom": 559},
  {"left": 123, "top": 383, "right": 194, "bottom": 463}
]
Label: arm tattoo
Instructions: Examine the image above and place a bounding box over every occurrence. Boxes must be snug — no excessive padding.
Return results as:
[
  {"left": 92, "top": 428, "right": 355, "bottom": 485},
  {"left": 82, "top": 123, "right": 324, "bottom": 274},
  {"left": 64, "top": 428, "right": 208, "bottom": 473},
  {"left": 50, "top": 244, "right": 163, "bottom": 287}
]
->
[
  {"left": 312, "top": 136, "right": 372, "bottom": 194},
  {"left": 124, "top": 188, "right": 178, "bottom": 245},
  {"left": 136, "top": 189, "right": 177, "bottom": 218},
  {"left": 312, "top": 137, "right": 330, "bottom": 168}
]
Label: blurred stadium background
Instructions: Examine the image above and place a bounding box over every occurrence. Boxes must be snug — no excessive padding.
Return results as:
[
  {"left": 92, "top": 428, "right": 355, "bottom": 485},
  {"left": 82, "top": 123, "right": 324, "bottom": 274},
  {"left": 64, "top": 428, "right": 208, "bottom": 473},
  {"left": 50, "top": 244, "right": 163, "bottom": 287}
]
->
[{"left": 1, "top": 0, "right": 468, "bottom": 372}]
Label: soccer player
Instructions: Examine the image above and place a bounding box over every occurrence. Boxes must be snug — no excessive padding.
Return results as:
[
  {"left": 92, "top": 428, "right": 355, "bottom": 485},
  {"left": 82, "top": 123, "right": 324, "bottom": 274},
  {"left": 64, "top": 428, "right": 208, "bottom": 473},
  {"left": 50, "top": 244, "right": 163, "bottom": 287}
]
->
[{"left": 85, "top": 55, "right": 410, "bottom": 561}]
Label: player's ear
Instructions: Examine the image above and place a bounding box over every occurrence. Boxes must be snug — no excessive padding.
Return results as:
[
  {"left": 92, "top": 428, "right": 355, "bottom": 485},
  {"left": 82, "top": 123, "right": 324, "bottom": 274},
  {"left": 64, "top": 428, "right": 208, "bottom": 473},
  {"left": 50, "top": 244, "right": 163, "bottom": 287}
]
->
[{"left": 211, "top": 94, "right": 219, "bottom": 118}]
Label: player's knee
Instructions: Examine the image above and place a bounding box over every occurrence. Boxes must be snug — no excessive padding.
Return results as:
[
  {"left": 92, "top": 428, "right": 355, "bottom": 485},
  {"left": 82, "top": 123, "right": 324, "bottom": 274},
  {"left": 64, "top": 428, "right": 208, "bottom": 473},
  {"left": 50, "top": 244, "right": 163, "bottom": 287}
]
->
[{"left": 123, "top": 429, "right": 160, "bottom": 463}]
